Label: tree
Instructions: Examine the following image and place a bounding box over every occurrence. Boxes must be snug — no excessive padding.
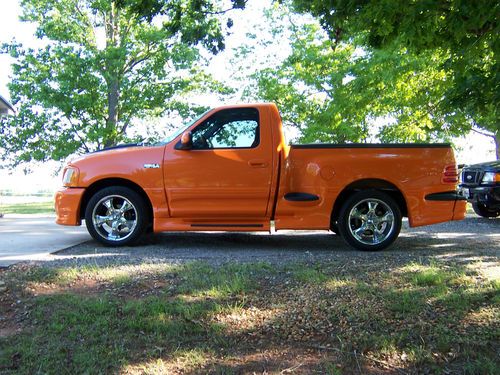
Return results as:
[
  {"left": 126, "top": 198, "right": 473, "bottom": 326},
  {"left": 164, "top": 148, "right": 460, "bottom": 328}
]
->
[
  {"left": 244, "top": 6, "right": 467, "bottom": 144},
  {"left": 286, "top": 0, "right": 499, "bottom": 158},
  {"left": 249, "top": 24, "right": 372, "bottom": 143},
  {"left": 0, "top": 0, "right": 244, "bottom": 166}
]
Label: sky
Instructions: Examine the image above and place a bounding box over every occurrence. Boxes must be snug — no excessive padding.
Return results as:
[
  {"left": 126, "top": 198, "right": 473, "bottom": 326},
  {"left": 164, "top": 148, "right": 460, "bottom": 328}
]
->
[
  {"left": 0, "top": 1, "right": 61, "bottom": 194},
  {"left": 0, "top": 1, "right": 497, "bottom": 195}
]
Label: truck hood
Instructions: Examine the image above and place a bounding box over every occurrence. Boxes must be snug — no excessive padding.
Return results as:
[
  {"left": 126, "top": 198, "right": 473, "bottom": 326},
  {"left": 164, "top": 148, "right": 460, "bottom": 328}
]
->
[
  {"left": 93, "top": 142, "right": 144, "bottom": 153},
  {"left": 68, "top": 143, "right": 165, "bottom": 188},
  {"left": 68, "top": 143, "right": 164, "bottom": 172},
  {"left": 465, "top": 160, "right": 500, "bottom": 170},
  {"left": 71, "top": 143, "right": 151, "bottom": 164}
]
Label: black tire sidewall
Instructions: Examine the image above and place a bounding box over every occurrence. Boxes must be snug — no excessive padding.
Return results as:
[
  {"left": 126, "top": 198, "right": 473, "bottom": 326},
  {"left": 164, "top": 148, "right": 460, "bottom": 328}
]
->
[
  {"left": 84, "top": 186, "right": 148, "bottom": 246},
  {"left": 338, "top": 190, "right": 402, "bottom": 251},
  {"left": 472, "top": 201, "right": 500, "bottom": 218}
]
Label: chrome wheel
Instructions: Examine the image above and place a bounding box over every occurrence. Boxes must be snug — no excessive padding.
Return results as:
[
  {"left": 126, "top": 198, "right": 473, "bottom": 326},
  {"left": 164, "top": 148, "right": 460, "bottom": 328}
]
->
[
  {"left": 347, "top": 198, "right": 396, "bottom": 246},
  {"left": 92, "top": 195, "right": 138, "bottom": 242}
]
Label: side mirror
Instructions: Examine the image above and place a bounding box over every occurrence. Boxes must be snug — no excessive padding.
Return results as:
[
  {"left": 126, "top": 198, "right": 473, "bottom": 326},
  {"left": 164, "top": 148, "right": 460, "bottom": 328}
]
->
[{"left": 175, "top": 131, "right": 192, "bottom": 150}]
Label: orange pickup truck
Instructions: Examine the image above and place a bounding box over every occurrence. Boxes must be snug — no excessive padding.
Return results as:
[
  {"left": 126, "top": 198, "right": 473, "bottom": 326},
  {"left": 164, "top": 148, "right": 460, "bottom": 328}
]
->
[{"left": 55, "top": 103, "right": 466, "bottom": 250}]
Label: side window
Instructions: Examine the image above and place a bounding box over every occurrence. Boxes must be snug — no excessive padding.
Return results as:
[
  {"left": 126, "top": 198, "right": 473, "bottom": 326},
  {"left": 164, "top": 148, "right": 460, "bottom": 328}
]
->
[{"left": 191, "top": 108, "right": 259, "bottom": 149}]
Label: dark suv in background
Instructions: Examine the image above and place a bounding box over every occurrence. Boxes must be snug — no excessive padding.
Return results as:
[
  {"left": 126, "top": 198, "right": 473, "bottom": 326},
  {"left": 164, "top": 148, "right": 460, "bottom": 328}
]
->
[{"left": 460, "top": 161, "right": 500, "bottom": 218}]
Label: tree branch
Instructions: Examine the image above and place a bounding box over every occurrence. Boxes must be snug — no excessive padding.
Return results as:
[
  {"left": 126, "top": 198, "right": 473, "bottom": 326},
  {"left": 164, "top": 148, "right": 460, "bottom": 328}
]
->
[
  {"left": 330, "top": 27, "right": 342, "bottom": 51},
  {"left": 124, "top": 53, "right": 152, "bottom": 74},
  {"left": 471, "top": 120, "right": 496, "bottom": 139},
  {"left": 67, "top": 118, "right": 91, "bottom": 153},
  {"left": 124, "top": 41, "right": 162, "bottom": 74},
  {"left": 202, "top": 1, "right": 248, "bottom": 15}
]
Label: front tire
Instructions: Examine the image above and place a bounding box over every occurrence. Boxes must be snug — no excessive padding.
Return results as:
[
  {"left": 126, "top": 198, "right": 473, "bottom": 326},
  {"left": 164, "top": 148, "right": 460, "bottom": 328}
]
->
[
  {"left": 472, "top": 201, "right": 500, "bottom": 218},
  {"left": 85, "top": 186, "right": 149, "bottom": 246},
  {"left": 337, "top": 190, "right": 402, "bottom": 251}
]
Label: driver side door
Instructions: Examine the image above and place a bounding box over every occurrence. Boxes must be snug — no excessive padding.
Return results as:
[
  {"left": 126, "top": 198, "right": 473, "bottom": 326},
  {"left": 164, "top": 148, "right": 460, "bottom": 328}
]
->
[{"left": 163, "top": 107, "right": 273, "bottom": 219}]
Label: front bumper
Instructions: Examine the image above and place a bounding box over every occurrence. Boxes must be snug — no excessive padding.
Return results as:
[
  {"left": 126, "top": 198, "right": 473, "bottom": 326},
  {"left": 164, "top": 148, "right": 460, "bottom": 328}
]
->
[
  {"left": 460, "top": 185, "right": 500, "bottom": 207},
  {"left": 54, "top": 187, "right": 86, "bottom": 226}
]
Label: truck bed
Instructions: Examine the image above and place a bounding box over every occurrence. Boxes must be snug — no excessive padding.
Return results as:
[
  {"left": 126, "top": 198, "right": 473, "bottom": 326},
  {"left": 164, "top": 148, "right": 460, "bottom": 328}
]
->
[{"left": 291, "top": 143, "right": 452, "bottom": 149}]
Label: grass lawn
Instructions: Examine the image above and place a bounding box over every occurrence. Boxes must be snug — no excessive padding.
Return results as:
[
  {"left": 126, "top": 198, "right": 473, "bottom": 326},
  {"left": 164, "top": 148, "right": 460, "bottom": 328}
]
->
[
  {"left": 0, "top": 260, "right": 498, "bottom": 374},
  {"left": 0, "top": 201, "right": 54, "bottom": 215}
]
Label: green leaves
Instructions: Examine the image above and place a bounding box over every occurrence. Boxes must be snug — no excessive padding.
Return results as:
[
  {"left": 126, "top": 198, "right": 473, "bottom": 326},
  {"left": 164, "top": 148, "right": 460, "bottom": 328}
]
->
[
  {"left": 250, "top": 12, "right": 457, "bottom": 144},
  {"left": 286, "top": 0, "right": 499, "bottom": 156},
  {"left": 2, "top": 0, "right": 242, "bottom": 167}
]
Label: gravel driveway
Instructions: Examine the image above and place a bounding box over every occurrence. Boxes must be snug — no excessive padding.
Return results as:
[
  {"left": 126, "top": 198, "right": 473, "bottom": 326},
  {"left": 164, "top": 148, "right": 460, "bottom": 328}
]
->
[{"left": 41, "top": 214, "right": 499, "bottom": 274}]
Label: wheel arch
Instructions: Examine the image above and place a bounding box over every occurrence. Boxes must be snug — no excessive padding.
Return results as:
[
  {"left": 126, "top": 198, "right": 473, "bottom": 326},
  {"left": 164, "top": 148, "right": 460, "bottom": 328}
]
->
[
  {"left": 330, "top": 179, "right": 408, "bottom": 226},
  {"left": 80, "top": 178, "right": 154, "bottom": 224}
]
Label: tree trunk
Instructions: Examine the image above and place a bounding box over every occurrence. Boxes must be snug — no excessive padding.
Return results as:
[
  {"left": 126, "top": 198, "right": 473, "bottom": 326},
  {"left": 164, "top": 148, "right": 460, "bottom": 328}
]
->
[
  {"left": 495, "top": 131, "right": 499, "bottom": 160},
  {"left": 104, "top": 2, "right": 121, "bottom": 148},
  {"left": 105, "top": 78, "right": 120, "bottom": 148}
]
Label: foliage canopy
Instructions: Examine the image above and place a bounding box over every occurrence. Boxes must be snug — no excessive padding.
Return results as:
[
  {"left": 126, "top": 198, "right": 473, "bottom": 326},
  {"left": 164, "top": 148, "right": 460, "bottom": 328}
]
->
[
  {"left": 249, "top": 14, "right": 469, "bottom": 144},
  {"left": 286, "top": 0, "right": 499, "bottom": 157},
  {"left": 0, "top": 0, "right": 244, "bottom": 166}
]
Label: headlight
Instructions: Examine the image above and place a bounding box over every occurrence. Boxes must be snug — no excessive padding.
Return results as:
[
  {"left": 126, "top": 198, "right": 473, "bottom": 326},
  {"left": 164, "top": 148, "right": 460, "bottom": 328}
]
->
[
  {"left": 62, "top": 167, "right": 79, "bottom": 187},
  {"left": 481, "top": 172, "right": 500, "bottom": 183}
]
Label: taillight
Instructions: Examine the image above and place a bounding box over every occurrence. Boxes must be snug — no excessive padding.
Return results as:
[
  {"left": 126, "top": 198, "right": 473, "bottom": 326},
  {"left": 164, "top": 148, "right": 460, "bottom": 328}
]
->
[{"left": 442, "top": 164, "right": 459, "bottom": 184}]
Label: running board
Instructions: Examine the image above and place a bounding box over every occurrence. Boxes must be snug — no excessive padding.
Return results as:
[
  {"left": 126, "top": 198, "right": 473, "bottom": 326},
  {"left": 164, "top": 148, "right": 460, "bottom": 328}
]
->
[
  {"left": 154, "top": 218, "right": 270, "bottom": 232},
  {"left": 190, "top": 223, "right": 264, "bottom": 228}
]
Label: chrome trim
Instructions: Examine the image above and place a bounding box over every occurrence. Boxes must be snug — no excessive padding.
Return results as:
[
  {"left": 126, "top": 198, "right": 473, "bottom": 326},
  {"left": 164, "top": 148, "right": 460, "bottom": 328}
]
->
[
  {"left": 143, "top": 163, "right": 160, "bottom": 169},
  {"left": 348, "top": 198, "right": 395, "bottom": 246},
  {"left": 92, "top": 195, "right": 138, "bottom": 242}
]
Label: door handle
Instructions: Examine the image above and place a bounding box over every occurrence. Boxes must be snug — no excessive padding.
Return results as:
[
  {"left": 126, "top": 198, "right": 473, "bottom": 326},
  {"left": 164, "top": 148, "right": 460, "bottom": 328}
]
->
[{"left": 248, "top": 159, "right": 268, "bottom": 168}]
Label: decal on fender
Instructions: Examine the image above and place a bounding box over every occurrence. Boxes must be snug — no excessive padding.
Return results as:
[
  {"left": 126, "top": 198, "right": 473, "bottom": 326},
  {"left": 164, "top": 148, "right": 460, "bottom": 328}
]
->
[{"left": 143, "top": 163, "right": 160, "bottom": 169}]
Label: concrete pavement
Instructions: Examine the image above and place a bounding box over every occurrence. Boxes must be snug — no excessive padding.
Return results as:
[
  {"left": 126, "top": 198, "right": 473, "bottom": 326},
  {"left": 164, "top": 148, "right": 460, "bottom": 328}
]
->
[{"left": 0, "top": 215, "right": 91, "bottom": 267}]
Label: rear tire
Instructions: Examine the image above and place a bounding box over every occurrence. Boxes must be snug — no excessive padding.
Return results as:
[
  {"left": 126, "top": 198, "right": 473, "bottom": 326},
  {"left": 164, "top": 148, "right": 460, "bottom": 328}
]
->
[
  {"left": 337, "top": 190, "right": 402, "bottom": 251},
  {"left": 472, "top": 201, "right": 500, "bottom": 218},
  {"left": 85, "top": 186, "right": 149, "bottom": 246}
]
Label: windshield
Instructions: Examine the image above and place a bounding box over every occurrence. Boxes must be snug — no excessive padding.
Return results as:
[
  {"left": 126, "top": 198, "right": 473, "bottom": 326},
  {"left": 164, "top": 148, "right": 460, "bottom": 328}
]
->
[{"left": 160, "top": 109, "right": 212, "bottom": 145}]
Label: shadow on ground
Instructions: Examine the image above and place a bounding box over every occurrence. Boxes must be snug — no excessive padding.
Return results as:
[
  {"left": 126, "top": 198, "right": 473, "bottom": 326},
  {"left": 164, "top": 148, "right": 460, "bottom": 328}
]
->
[{"left": 45, "top": 216, "right": 500, "bottom": 268}]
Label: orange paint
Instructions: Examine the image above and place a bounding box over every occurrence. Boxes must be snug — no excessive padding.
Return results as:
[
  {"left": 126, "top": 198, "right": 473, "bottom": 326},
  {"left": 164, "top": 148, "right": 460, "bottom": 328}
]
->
[{"left": 55, "top": 103, "right": 465, "bottom": 244}]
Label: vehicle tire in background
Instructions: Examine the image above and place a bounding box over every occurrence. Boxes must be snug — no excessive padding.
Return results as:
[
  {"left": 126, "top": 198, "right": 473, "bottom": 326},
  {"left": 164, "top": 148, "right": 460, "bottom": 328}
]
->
[
  {"left": 337, "top": 190, "right": 402, "bottom": 251},
  {"left": 85, "top": 186, "right": 149, "bottom": 246},
  {"left": 472, "top": 201, "right": 500, "bottom": 218}
]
